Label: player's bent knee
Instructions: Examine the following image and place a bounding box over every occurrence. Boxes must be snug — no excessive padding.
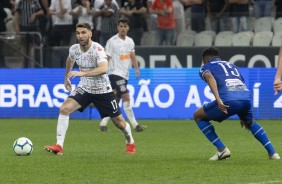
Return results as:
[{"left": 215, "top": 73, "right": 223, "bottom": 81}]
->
[
  {"left": 59, "top": 105, "right": 73, "bottom": 115},
  {"left": 193, "top": 107, "right": 207, "bottom": 122},
  {"left": 111, "top": 115, "right": 126, "bottom": 129},
  {"left": 193, "top": 110, "right": 201, "bottom": 122}
]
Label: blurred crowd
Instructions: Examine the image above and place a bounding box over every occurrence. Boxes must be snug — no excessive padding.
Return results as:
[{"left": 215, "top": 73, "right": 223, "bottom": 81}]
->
[{"left": 0, "top": 0, "right": 282, "bottom": 48}]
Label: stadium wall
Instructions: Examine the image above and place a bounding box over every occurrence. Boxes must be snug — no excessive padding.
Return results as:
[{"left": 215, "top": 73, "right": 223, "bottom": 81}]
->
[
  {"left": 43, "top": 46, "right": 281, "bottom": 68},
  {"left": 0, "top": 68, "right": 281, "bottom": 119}
]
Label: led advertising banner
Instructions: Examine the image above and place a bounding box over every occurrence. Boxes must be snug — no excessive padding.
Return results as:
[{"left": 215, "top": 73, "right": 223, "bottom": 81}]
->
[
  {"left": 43, "top": 47, "right": 281, "bottom": 68},
  {"left": 0, "top": 68, "right": 281, "bottom": 119}
]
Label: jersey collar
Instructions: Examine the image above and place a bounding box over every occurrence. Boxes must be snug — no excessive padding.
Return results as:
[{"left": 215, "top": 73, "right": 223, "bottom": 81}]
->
[{"left": 208, "top": 57, "right": 221, "bottom": 63}]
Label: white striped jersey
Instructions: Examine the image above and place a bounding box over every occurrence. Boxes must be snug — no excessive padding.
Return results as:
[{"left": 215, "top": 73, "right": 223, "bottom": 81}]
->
[
  {"left": 15, "top": 0, "right": 43, "bottom": 27},
  {"left": 68, "top": 41, "right": 112, "bottom": 94},
  {"left": 105, "top": 34, "right": 135, "bottom": 80}
]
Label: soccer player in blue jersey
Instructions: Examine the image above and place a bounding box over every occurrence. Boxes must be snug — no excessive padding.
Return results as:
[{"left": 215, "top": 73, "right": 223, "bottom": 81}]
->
[{"left": 194, "top": 47, "right": 280, "bottom": 161}]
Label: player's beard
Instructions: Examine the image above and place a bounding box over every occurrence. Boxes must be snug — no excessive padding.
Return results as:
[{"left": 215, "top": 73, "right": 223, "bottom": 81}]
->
[{"left": 79, "top": 37, "right": 90, "bottom": 46}]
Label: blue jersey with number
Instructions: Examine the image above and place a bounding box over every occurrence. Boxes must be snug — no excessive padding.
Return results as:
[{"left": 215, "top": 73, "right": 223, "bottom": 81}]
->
[{"left": 199, "top": 57, "right": 251, "bottom": 101}]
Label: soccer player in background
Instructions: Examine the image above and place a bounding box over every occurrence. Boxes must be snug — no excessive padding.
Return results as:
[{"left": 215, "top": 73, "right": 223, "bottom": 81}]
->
[
  {"left": 99, "top": 17, "right": 144, "bottom": 132},
  {"left": 274, "top": 46, "right": 282, "bottom": 94},
  {"left": 45, "top": 22, "right": 136, "bottom": 155},
  {"left": 194, "top": 47, "right": 280, "bottom": 161}
]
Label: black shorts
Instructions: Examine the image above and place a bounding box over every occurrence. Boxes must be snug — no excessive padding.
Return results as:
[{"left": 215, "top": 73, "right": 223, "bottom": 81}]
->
[
  {"left": 68, "top": 87, "right": 121, "bottom": 118},
  {"left": 109, "top": 75, "right": 128, "bottom": 98}
]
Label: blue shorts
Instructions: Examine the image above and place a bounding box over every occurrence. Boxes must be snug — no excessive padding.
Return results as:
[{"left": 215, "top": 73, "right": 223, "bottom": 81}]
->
[{"left": 203, "top": 100, "right": 253, "bottom": 124}]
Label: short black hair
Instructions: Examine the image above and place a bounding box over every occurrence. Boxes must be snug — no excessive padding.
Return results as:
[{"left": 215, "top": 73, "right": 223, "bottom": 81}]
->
[
  {"left": 118, "top": 17, "right": 129, "bottom": 24},
  {"left": 201, "top": 47, "right": 220, "bottom": 58},
  {"left": 76, "top": 22, "right": 92, "bottom": 30}
]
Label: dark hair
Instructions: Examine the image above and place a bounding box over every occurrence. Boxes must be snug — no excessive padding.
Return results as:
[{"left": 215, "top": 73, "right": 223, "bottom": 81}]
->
[
  {"left": 201, "top": 47, "right": 220, "bottom": 58},
  {"left": 118, "top": 17, "right": 129, "bottom": 24},
  {"left": 76, "top": 22, "right": 92, "bottom": 30}
]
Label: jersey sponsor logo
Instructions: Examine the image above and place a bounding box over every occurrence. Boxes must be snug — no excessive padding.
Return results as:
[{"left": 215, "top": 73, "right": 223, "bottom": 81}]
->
[
  {"left": 225, "top": 79, "right": 248, "bottom": 91},
  {"left": 74, "top": 52, "right": 81, "bottom": 60},
  {"left": 120, "top": 54, "right": 130, "bottom": 60}
]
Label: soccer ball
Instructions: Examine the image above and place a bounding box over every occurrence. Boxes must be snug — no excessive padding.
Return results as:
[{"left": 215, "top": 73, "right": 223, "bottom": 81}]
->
[{"left": 13, "top": 137, "right": 33, "bottom": 156}]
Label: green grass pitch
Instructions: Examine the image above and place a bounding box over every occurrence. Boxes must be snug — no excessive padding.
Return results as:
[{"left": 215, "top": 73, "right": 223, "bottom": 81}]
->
[{"left": 1, "top": 119, "right": 282, "bottom": 184}]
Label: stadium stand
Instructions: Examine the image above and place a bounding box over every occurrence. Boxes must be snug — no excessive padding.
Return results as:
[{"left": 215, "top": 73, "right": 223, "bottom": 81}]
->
[
  {"left": 232, "top": 31, "right": 254, "bottom": 46},
  {"left": 253, "top": 16, "right": 273, "bottom": 33},
  {"left": 198, "top": 30, "right": 216, "bottom": 40},
  {"left": 273, "top": 17, "right": 282, "bottom": 35},
  {"left": 176, "top": 31, "right": 194, "bottom": 46},
  {"left": 194, "top": 32, "right": 213, "bottom": 47},
  {"left": 248, "top": 17, "right": 256, "bottom": 32},
  {"left": 253, "top": 31, "right": 273, "bottom": 46},
  {"left": 141, "top": 31, "right": 157, "bottom": 46},
  {"left": 271, "top": 32, "right": 282, "bottom": 46},
  {"left": 214, "top": 31, "right": 233, "bottom": 46}
]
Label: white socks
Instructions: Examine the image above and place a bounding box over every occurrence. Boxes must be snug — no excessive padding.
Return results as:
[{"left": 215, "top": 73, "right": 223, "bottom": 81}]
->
[
  {"left": 56, "top": 114, "right": 69, "bottom": 148},
  {"left": 56, "top": 115, "right": 134, "bottom": 147},
  {"left": 100, "top": 117, "right": 111, "bottom": 126},
  {"left": 123, "top": 101, "right": 138, "bottom": 128},
  {"left": 122, "top": 122, "right": 134, "bottom": 144}
]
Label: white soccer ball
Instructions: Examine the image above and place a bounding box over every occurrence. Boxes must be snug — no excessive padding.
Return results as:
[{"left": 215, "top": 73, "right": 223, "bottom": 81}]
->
[{"left": 13, "top": 137, "right": 33, "bottom": 156}]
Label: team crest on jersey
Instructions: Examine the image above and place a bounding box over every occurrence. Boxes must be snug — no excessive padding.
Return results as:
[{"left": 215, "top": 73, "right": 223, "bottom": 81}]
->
[{"left": 74, "top": 52, "right": 81, "bottom": 59}]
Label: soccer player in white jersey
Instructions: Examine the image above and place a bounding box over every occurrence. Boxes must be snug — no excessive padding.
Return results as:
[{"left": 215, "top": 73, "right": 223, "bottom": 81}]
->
[
  {"left": 45, "top": 22, "right": 136, "bottom": 155},
  {"left": 99, "top": 17, "right": 144, "bottom": 132}
]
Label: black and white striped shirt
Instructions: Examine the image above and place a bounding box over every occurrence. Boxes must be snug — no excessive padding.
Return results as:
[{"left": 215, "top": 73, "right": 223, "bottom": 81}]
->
[
  {"left": 15, "top": 0, "right": 43, "bottom": 27},
  {"left": 99, "top": 2, "right": 119, "bottom": 33}
]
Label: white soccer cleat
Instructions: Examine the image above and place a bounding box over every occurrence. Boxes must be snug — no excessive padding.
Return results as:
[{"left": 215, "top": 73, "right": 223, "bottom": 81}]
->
[
  {"left": 209, "top": 147, "right": 231, "bottom": 161},
  {"left": 269, "top": 153, "right": 280, "bottom": 160}
]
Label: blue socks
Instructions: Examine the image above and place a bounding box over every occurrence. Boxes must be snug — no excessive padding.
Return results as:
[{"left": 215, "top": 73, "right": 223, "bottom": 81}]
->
[
  {"left": 197, "top": 120, "right": 276, "bottom": 155},
  {"left": 249, "top": 122, "right": 276, "bottom": 155},
  {"left": 196, "top": 121, "right": 225, "bottom": 150}
]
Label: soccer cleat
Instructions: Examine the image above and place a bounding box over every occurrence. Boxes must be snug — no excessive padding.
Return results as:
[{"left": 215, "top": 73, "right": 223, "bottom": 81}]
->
[
  {"left": 99, "top": 126, "right": 108, "bottom": 132},
  {"left": 126, "top": 143, "right": 136, "bottom": 154},
  {"left": 44, "top": 144, "right": 64, "bottom": 155},
  {"left": 134, "top": 125, "right": 144, "bottom": 132},
  {"left": 209, "top": 147, "right": 231, "bottom": 161},
  {"left": 269, "top": 153, "right": 280, "bottom": 160}
]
